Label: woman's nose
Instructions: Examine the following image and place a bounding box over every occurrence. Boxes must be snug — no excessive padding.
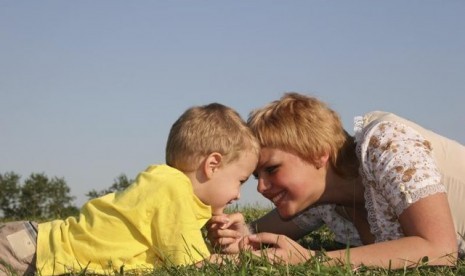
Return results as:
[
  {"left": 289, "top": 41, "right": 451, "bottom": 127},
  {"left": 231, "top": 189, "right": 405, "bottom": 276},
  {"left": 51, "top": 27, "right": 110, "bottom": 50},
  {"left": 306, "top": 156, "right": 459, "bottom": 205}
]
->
[{"left": 257, "top": 178, "right": 271, "bottom": 194}]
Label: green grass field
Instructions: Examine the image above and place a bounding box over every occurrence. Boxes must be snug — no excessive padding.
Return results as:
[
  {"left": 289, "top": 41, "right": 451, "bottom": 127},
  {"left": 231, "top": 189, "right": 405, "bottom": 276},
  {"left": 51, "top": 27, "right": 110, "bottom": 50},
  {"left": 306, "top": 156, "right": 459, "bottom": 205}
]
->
[
  {"left": 3, "top": 205, "right": 464, "bottom": 275},
  {"left": 149, "top": 204, "right": 464, "bottom": 276}
]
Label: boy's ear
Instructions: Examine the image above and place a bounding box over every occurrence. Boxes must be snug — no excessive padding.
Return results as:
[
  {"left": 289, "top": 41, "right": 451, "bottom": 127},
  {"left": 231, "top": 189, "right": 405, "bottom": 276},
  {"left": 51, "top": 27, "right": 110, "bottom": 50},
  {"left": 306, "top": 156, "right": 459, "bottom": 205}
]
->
[
  {"left": 204, "top": 152, "right": 223, "bottom": 178},
  {"left": 315, "top": 152, "right": 330, "bottom": 169}
]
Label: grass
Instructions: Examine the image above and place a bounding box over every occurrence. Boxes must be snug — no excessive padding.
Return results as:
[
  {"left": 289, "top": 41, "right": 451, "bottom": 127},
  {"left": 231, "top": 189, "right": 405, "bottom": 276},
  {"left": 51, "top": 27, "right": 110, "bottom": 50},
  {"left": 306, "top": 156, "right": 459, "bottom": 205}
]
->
[
  {"left": 2, "top": 205, "right": 464, "bottom": 275},
  {"left": 150, "top": 204, "right": 465, "bottom": 276}
]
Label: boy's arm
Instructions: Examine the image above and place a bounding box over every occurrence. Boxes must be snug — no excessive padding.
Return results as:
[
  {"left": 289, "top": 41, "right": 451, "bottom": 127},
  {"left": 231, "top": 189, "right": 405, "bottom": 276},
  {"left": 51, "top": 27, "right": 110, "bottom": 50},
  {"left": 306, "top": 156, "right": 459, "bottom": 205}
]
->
[{"left": 206, "top": 209, "right": 312, "bottom": 253}]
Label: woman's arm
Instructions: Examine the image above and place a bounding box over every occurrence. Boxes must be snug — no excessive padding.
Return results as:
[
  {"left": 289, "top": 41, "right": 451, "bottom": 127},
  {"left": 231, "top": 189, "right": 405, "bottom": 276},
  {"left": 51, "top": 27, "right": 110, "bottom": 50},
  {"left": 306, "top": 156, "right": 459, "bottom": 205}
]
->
[
  {"left": 335, "top": 120, "right": 458, "bottom": 267},
  {"left": 196, "top": 253, "right": 240, "bottom": 267},
  {"left": 249, "top": 193, "right": 458, "bottom": 268},
  {"left": 327, "top": 193, "right": 457, "bottom": 268},
  {"left": 251, "top": 209, "right": 311, "bottom": 240}
]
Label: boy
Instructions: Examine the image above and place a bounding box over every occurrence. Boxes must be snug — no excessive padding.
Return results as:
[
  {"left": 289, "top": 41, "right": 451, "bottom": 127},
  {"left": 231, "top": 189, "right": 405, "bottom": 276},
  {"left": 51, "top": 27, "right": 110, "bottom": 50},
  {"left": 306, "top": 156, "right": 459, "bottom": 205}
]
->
[{"left": 0, "top": 103, "right": 259, "bottom": 275}]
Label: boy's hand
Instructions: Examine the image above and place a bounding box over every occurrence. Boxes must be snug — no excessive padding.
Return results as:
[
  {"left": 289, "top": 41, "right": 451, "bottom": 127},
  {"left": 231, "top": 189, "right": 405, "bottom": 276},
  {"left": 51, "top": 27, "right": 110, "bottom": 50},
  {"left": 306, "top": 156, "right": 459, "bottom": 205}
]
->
[{"left": 206, "top": 212, "right": 249, "bottom": 254}]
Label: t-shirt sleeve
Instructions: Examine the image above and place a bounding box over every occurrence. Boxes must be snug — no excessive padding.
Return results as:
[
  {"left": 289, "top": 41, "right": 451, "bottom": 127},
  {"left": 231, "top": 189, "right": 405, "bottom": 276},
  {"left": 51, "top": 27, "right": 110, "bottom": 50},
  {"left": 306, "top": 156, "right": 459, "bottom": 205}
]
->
[
  {"left": 148, "top": 180, "right": 210, "bottom": 266},
  {"left": 361, "top": 121, "right": 446, "bottom": 216},
  {"left": 151, "top": 195, "right": 210, "bottom": 265}
]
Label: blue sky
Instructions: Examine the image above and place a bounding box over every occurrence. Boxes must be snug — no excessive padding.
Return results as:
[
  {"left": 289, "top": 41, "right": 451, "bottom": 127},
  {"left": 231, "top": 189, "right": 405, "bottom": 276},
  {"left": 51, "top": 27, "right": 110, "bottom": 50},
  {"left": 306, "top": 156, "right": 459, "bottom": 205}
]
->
[{"left": 1, "top": 1, "right": 464, "bottom": 208}]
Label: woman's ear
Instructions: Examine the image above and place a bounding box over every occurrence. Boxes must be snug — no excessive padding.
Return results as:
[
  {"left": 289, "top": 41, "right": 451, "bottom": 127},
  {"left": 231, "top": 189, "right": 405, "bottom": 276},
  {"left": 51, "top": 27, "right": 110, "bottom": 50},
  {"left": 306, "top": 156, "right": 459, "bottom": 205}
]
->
[
  {"left": 203, "top": 152, "right": 223, "bottom": 179},
  {"left": 315, "top": 152, "right": 330, "bottom": 169}
]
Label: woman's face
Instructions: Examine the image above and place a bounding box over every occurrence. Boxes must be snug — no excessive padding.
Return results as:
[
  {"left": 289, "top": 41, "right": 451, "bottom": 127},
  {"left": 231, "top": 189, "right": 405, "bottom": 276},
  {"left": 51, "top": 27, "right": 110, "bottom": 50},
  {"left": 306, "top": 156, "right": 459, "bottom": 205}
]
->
[{"left": 253, "top": 147, "right": 326, "bottom": 219}]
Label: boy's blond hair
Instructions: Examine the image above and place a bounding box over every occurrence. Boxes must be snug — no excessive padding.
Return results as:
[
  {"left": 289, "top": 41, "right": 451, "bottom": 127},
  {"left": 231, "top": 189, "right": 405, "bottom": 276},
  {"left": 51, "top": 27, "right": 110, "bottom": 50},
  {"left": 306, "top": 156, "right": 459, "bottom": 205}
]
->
[
  {"left": 248, "top": 92, "right": 358, "bottom": 178},
  {"left": 166, "top": 103, "right": 260, "bottom": 172}
]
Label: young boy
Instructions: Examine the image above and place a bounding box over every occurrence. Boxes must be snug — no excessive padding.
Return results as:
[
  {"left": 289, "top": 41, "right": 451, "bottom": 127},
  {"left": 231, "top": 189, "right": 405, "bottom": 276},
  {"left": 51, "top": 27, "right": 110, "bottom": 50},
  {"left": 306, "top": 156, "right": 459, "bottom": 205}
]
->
[{"left": 0, "top": 103, "right": 259, "bottom": 275}]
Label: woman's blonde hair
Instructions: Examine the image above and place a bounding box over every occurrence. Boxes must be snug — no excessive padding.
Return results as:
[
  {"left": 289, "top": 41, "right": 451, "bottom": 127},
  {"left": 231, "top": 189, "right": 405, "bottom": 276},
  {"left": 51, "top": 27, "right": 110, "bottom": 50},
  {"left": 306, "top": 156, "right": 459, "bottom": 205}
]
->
[
  {"left": 166, "top": 103, "right": 259, "bottom": 172},
  {"left": 248, "top": 92, "right": 358, "bottom": 178}
]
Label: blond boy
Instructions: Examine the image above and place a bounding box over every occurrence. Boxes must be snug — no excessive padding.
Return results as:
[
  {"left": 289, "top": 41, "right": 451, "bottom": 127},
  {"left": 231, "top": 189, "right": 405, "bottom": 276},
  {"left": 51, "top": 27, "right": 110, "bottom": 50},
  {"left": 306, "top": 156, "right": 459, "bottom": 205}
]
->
[{"left": 1, "top": 103, "right": 259, "bottom": 275}]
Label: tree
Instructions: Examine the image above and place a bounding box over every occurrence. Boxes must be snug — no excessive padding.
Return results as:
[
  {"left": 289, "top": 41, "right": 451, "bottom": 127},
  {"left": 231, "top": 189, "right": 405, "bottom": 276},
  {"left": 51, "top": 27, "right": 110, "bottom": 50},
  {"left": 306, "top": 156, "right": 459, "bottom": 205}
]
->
[
  {"left": 86, "top": 174, "right": 133, "bottom": 200},
  {"left": 18, "top": 173, "right": 50, "bottom": 218},
  {"left": 1, "top": 172, "right": 78, "bottom": 219},
  {"left": 44, "top": 176, "right": 79, "bottom": 218},
  {"left": 0, "top": 172, "right": 21, "bottom": 218}
]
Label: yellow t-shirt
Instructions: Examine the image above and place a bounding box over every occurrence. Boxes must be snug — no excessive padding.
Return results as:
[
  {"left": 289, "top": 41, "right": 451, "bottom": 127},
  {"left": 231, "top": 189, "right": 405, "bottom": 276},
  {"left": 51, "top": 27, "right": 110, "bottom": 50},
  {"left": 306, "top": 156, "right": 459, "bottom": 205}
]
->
[{"left": 36, "top": 165, "right": 212, "bottom": 275}]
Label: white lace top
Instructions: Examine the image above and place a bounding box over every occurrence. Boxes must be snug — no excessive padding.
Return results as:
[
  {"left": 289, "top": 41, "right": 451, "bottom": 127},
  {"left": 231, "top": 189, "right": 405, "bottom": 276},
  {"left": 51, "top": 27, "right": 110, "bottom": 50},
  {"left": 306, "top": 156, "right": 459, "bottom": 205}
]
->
[{"left": 293, "top": 116, "right": 446, "bottom": 245}]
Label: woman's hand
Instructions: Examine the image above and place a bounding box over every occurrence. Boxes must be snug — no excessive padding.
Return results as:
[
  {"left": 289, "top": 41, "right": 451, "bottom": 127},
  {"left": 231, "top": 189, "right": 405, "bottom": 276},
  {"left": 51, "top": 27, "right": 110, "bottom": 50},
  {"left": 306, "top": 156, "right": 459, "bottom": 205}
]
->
[
  {"left": 246, "top": 232, "right": 312, "bottom": 264},
  {"left": 206, "top": 212, "right": 251, "bottom": 254}
]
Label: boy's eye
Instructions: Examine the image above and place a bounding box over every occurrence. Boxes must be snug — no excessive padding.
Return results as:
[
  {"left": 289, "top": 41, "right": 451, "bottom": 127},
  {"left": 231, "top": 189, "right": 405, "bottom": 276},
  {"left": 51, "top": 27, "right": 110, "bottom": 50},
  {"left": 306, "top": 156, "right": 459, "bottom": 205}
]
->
[{"left": 239, "top": 175, "right": 250, "bottom": 185}]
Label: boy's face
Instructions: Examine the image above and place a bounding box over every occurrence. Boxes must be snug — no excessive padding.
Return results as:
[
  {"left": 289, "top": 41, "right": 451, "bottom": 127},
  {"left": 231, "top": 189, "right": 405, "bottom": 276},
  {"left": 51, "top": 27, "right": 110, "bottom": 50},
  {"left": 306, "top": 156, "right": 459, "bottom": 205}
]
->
[{"left": 201, "top": 151, "right": 258, "bottom": 215}]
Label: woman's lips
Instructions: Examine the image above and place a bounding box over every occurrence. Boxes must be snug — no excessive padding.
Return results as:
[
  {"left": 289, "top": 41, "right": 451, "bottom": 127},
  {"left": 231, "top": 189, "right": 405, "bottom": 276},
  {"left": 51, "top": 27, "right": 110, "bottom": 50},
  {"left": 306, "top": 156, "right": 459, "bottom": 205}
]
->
[{"left": 269, "top": 191, "right": 286, "bottom": 207}]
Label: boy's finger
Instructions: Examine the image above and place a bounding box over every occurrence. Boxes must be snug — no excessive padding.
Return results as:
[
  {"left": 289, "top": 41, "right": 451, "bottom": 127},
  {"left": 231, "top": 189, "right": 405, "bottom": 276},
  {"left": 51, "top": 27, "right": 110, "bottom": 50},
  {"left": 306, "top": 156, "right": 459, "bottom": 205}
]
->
[
  {"left": 216, "top": 228, "right": 243, "bottom": 239},
  {"left": 217, "top": 237, "right": 240, "bottom": 245},
  {"left": 206, "top": 228, "right": 242, "bottom": 246},
  {"left": 225, "top": 212, "right": 245, "bottom": 224},
  {"left": 207, "top": 214, "right": 230, "bottom": 225}
]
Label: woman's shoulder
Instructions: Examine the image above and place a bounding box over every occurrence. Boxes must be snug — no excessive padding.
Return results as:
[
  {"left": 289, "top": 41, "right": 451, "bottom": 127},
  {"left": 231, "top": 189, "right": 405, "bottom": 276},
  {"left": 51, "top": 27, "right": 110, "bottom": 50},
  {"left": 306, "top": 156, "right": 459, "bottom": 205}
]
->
[{"left": 354, "top": 111, "right": 417, "bottom": 141}]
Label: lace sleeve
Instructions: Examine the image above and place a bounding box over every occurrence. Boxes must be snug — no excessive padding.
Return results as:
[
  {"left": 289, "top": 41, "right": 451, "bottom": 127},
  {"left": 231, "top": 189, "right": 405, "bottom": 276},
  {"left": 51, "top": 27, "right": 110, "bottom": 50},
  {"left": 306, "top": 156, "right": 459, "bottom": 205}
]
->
[
  {"left": 293, "top": 205, "right": 363, "bottom": 246},
  {"left": 362, "top": 121, "right": 446, "bottom": 216},
  {"left": 292, "top": 206, "right": 325, "bottom": 231}
]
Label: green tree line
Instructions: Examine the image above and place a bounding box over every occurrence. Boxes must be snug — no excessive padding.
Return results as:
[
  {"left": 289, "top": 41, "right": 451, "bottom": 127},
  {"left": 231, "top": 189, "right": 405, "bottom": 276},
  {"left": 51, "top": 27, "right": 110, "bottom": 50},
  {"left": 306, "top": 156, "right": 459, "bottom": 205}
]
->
[{"left": 0, "top": 172, "right": 132, "bottom": 220}]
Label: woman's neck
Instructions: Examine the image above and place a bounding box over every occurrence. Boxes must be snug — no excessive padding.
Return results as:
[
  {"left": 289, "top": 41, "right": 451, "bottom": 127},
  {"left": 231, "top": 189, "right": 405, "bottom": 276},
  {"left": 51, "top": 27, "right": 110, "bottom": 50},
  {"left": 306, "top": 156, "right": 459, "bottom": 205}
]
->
[{"left": 321, "top": 167, "right": 365, "bottom": 207}]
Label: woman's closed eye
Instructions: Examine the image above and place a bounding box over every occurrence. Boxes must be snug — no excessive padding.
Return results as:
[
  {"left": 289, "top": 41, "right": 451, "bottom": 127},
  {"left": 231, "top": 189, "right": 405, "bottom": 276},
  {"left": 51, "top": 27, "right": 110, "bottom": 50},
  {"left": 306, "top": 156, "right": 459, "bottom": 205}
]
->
[
  {"left": 253, "top": 165, "right": 279, "bottom": 179},
  {"left": 253, "top": 172, "right": 259, "bottom": 179},
  {"left": 265, "top": 165, "right": 278, "bottom": 175}
]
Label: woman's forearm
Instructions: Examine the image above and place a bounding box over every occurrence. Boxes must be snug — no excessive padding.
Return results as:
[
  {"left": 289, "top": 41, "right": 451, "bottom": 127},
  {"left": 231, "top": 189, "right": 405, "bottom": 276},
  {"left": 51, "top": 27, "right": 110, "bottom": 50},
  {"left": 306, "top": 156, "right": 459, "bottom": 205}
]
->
[
  {"left": 251, "top": 209, "right": 320, "bottom": 240},
  {"left": 325, "top": 236, "right": 457, "bottom": 269}
]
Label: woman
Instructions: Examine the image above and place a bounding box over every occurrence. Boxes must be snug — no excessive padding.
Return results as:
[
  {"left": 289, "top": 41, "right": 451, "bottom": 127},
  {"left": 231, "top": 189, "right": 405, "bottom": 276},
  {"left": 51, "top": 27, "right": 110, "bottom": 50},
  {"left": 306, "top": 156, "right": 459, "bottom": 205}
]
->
[{"left": 207, "top": 92, "right": 465, "bottom": 269}]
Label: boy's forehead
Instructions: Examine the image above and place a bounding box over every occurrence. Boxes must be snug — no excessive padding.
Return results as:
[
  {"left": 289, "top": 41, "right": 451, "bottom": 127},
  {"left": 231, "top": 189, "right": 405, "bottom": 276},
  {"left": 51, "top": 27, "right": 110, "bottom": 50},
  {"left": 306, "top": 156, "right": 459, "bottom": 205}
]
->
[
  {"left": 238, "top": 151, "right": 258, "bottom": 171},
  {"left": 239, "top": 148, "right": 259, "bottom": 159}
]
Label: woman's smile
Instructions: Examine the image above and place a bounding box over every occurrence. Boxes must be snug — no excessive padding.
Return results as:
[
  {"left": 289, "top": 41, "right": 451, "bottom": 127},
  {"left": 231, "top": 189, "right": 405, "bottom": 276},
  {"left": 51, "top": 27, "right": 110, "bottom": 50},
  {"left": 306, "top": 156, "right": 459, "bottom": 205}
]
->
[{"left": 270, "top": 191, "right": 286, "bottom": 207}]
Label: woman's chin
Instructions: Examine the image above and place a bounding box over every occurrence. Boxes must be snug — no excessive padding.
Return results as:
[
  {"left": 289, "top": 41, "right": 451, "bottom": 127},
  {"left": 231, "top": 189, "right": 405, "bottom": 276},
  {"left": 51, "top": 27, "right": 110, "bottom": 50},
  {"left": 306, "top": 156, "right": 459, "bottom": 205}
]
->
[{"left": 276, "top": 205, "right": 296, "bottom": 220}]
